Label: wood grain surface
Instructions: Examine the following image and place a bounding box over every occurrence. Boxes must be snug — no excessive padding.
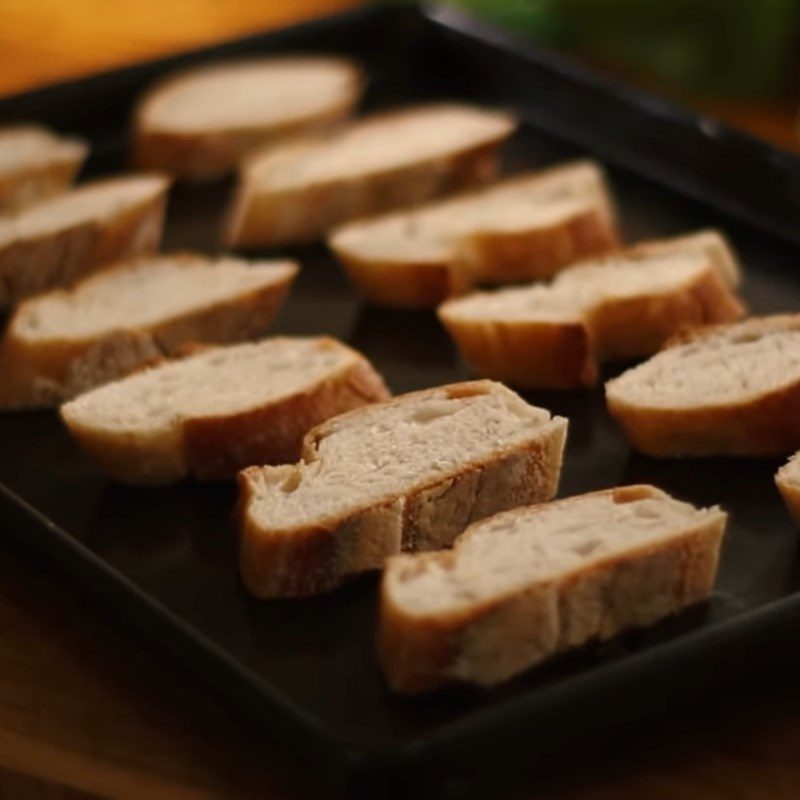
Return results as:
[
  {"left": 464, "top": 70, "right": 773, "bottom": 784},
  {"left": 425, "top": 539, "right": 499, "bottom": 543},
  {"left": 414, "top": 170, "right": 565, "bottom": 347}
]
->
[{"left": 0, "top": 2, "right": 799, "bottom": 798}]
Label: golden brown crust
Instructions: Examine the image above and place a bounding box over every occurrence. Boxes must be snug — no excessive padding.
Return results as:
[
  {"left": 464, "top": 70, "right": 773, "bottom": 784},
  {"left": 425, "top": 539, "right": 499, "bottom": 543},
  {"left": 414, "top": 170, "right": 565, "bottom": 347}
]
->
[
  {"left": 437, "top": 311, "right": 597, "bottom": 389},
  {"left": 224, "top": 112, "right": 513, "bottom": 248},
  {"left": 238, "top": 382, "right": 568, "bottom": 598},
  {"left": 0, "top": 175, "right": 169, "bottom": 310},
  {"left": 776, "top": 457, "right": 800, "bottom": 526},
  {"left": 0, "top": 257, "right": 297, "bottom": 409},
  {"left": 378, "top": 485, "right": 726, "bottom": 694}
]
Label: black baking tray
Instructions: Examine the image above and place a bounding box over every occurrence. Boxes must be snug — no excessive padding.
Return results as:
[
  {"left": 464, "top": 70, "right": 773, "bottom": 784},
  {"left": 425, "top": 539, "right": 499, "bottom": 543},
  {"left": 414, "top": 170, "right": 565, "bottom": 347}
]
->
[{"left": 2, "top": 3, "right": 800, "bottom": 796}]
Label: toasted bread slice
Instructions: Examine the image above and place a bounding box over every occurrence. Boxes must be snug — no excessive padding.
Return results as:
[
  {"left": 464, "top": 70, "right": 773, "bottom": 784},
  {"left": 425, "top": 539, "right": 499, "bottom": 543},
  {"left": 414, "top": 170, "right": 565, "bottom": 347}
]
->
[
  {"left": 133, "top": 57, "right": 362, "bottom": 180},
  {"left": 0, "top": 126, "right": 88, "bottom": 212},
  {"left": 606, "top": 315, "right": 800, "bottom": 456},
  {"left": 60, "top": 337, "right": 389, "bottom": 484},
  {"left": 379, "top": 485, "right": 726, "bottom": 693},
  {"left": 0, "top": 254, "right": 298, "bottom": 408},
  {"left": 329, "top": 161, "right": 619, "bottom": 307},
  {"left": 438, "top": 233, "right": 745, "bottom": 389},
  {"left": 0, "top": 174, "right": 168, "bottom": 309},
  {"left": 225, "top": 103, "right": 517, "bottom": 247},
  {"left": 776, "top": 452, "right": 800, "bottom": 526},
  {"left": 238, "top": 380, "right": 567, "bottom": 598}
]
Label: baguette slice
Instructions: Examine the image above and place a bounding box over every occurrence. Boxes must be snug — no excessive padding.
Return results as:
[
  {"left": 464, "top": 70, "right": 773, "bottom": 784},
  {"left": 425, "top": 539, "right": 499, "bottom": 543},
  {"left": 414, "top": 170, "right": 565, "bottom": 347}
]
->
[
  {"left": 329, "top": 161, "right": 618, "bottom": 307},
  {"left": 238, "top": 380, "right": 567, "bottom": 599},
  {"left": 0, "top": 254, "right": 298, "bottom": 409},
  {"left": 438, "top": 232, "right": 745, "bottom": 389},
  {"left": 776, "top": 452, "right": 800, "bottom": 525},
  {"left": 606, "top": 315, "right": 800, "bottom": 456},
  {"left": 133, "top": 57, "right": 362, "bottom": 180},
  {"left": 60, "top": 337, "right": 389, "bottom": 485},
  {"left": 225, "top": 103, "right": 517, "bottom": 248},
  {"left": 0, "top": 126, "right": 88, "bottom": 212},
  {"left": 0, "top": 173, "right": 168, "bottom": 309},
  {"left": 379, "top": 485, "right": 726, "bottom": 693}
]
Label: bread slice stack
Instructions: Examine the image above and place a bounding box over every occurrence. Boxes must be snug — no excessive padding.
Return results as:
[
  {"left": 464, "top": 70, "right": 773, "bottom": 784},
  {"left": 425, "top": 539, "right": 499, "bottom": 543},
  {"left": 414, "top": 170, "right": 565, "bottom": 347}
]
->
[
  {"left": 238, "top": 380, "right": 567, "bottom": 598},
  {"left": 439, "top": 230, "right": 744, "bottom": 389},
  {"left": 776, "top": 453, "right": 800, "bottom": 525},
  {"left": 0, "top": 254, "right": 298, "bottom": 408},
  {"left": 133, "top": 57, "right": 363, "bottom": 180},
  {"left": 329, "top": 161, "right": 619, "bottom": 308},
  {"left": 0, "top": 174, "right": 169, "bottom": 309},
  {"left": 607, "top": 315, "right": 800, "bottom": 456},
  {"left": 225, "top": 103, "right": 517, "bottom": 247},
  {"left": 0, "top": 126, "right": 88, "bottom": 212},
  {"left": 379, "top": 485, "right": 726, "bottom": 693},
  {"left": 61, "top": 337, "right": 389, "bottom": 485}
]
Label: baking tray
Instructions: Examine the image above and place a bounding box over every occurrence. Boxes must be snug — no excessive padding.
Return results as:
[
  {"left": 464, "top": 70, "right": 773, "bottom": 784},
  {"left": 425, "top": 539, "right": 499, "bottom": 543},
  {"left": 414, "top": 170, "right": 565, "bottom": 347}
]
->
[{"left": 2, "top": 3, "right": 800, "bottom": 796}]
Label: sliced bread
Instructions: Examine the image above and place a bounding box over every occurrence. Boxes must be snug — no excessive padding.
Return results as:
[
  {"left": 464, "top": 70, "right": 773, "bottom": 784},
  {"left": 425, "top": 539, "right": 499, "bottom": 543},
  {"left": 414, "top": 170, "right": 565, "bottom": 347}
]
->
[
  {"left": 238, "top": 380, "right": 567, "bottom": 598},
  {"left": 0, "top": 173, "right": 169, "bottom": 309},
  {"left": 438, "top": 233, "right": 745, "bottom": 389},
  {"left": 606, "top": 315, "right": 800, "bottom": 456},
  {"left": 776, "top": 452, "right": 800, "bottom": 526},
  {"left": 225, "top": 103, "right": 517, "bottom": 248},
  {"left": 328, "top": 161, "right": 619, "bottom": 307},
  {"left": 60, "top": 337, "right": 389, "bottom": 485},
  {"left": 0, "top": 126, "right": 88, "bottom": 212},
  {"left": 379, "top": 485, "right": 726, "bottom": 693},
  {"left": 0, "top": 254, "right": 298, "bottom": 408},
  {"left": 133, "top": 57, "right": 362, "bottom": 180}
]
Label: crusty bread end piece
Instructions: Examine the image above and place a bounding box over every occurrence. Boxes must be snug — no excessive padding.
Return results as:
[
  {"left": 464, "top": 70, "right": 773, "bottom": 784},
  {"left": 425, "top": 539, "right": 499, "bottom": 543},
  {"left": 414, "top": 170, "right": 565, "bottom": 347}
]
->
[
  {"left": 329, "top": 161, "right": 619, "bottom": 308},
  {"left": 0, "top": 254, "right": 298, "bottom": 408},
  {"left": 439, "top": 234, "right": 745, "bottom": 389},
  {"left": 60, "top": 337, "right": 389, "bottom": 485},
  {"left": 225, "top": 103, "right": 517, "bottom": 248},
  {"left": 0, "top": 126, "right": 88, "bottom": 212},
  {"left": 776, "top": 452, "right": 800, "bottom": 526},
  {"left": 379, "top": 485, "right": 726, "bottom": 693},
  {"left": 133, "top": 57, "right": 363, "bottom": 180},
  {"left": 238, "top": 380, "right": 567, "bottom": 599},
  {"left": 0, "top": 173, "right": 169, "bottom": 309},
  {"left": 607, "top": 315, "right": 800, "bottom": 456}
]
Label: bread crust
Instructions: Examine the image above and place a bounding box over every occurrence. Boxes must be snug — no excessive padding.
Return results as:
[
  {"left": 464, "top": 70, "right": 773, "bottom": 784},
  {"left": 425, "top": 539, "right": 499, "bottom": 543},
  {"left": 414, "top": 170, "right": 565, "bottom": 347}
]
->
[
  {"left": 378, "top": 485, "right": 726, "bottom": 694},
  {"left": 238, "top": 381, "right": 568, "bottom": 598},
  {"left": 0, "top": 175, "right": 169, "bottom": 310},
  {"left": 61, "top": 337, "right": 390, "bottom": 485},
  {"left": 132, "top": 59, "right": 363, "bottom": 180},
  {"left": 0, "top": 255, "right": 298, "bottom": 409},
  {"left": 776, "top": 455, "right": 800, "bottom": 526},
  {"left": 607, "top": 315, "right": 800, "bottom": 457},
  {"left": 440, "top": 255, "right": 744, "bottom": 390},
  {"left": 225, "top": 106, "right": 515, "bottom": 248}
]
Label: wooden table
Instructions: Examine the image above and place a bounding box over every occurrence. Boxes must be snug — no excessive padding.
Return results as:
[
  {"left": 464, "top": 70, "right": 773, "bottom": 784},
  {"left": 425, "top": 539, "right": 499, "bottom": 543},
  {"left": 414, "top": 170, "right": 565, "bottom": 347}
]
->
[{"left": 1, "top": 3, "right": 799, "bottom": 798}]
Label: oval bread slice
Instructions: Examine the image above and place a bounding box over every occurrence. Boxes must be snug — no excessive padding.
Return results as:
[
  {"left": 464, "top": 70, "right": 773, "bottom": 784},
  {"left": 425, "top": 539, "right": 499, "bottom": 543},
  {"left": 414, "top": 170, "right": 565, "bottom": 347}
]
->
[
  {"left": 225, "top": 103, "right": 517, "bottom": 248},
  {"left": 60, "top": 337, "right": 390, "bottom": 485},
  {"left": 438, "top": 231, "right": 745, "bottom": 389},
  {"left": 379, "top": 485, "right": 726, "bottom": 693},
  {"left": 0, "top": 173, "right": 169, "bottom": 309},
  {"left": 329, "top": 161, "right": 618, "bottom": 307},
  {"left": 0, "top": 125, "right": 88, "bottom": 213},
  {"left": 133, "top": 57, "right": 363, "bottom": 180},
  {"left": 238, "top": 380, "right": 567, "bottom": 599},
  {"left": 606, "top": 315, "right": 800, "bottom": 456},
  {"left": 0, "top": 254, "right": 298, "bottom": 408}
]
